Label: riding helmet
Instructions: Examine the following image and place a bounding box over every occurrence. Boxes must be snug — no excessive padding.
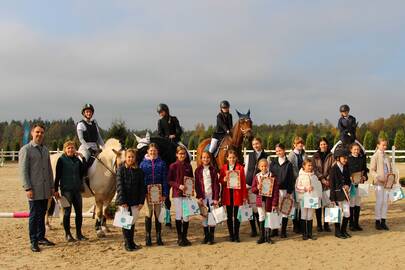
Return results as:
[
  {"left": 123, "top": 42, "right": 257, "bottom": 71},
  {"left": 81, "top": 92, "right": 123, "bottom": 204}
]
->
[
  {"left": 157, "top": 103, "right": 170, "bottom": 114},
  {"left": 339, "top": 104, "right": 350, "bottom": 113},
  {"left": 82, "top": 104, "right": 95, "bottom": 115},
  {"left": 220, "top": 100, "right": 230, "bottom": 109},
  {"left": 334, "top": 148, "right": 349, "bottom": 159}
]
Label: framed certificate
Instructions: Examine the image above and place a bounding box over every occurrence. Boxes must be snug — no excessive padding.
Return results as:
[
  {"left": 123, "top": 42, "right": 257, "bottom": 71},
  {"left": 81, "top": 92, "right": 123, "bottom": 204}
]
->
[
  {"left": 279, "top": 196, "right": 293, "bottom": 216},
  {"left": 351, "top": 171, "right": 363, "bottom": 184},
  {"left": 343, "top": 188, "right": 350, "bottom": 202},
  {"left": 184, "top": 176, "right": 195, "bottom": 196},
  {"left": 147, "top": 184, "right": 162, "bottom": 204},
  {"left": 227, "top": 170, "right": 241, "bottom": 189},
  {"left": 259, "top": 176, "right": 274, "bottom": 197},
  {"left": 385, "top": 173, "right": 396, "bottom": 189}
]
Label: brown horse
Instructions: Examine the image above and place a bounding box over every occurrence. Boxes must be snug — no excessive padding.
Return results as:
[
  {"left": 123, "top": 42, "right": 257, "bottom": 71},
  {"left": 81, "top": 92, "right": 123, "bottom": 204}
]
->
[{"left": 196, "top": 110, "right": 253, "bottom": 168}]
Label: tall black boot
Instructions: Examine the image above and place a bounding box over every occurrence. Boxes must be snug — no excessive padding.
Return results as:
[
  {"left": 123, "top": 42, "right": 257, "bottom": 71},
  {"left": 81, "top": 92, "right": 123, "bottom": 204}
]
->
[
  {"left": 341, "top": 217, "right": 351, "bottom": 238},
  {"left": 130, "top": 225, "right": 141, "bottom": 250},
  {"left": 307, "top": 220, "right": 317, "bottom": 240},
  {"left": 202, "top": 227, "right": 209, "bottom": 244},
  {"left": 381, "top": 219, "right": 389, "bottom": 231},
  {"left": 315, "top": 208, "right": 323, "bottom": 232},
  {"left": 208, "top": 227, "right": 216, "bottom": 245},
  {"left": 266, "top": 228, "right": 274, "bottom": 244},
  {"left": 334, "top": 223, "right": 346, "bottom": 239},
  {"left": 227, "top": 219, "right": 235, "bottom": 242},
  {"left": 182, "top": 221, "right": 192, "bottom": 246},
  {"left": 175, "top": 220, "right": 183, "bottom": 246},
  {"left": 234, "top": 219, "right": 241, "bottom": 243},
  {"left": 145, "top": 217, "right": 152, "bottom": 246},
  {"left": 375, "top": 220, "right": 383, "bottom": 230},
  {"left": 354, "top": 206, "right": 363, "bottom": 231},
  {"left": 63, "top": 215, "right": 76, "bottom": 242},
  {"left": 155, "top": 219, "right": 164, "bottom": 246},
  {"left": 293, "top": 208, "right": 300, "bottom": 234},
  {"left": 280, "top": 217, "right": 288, "bottom": 238},
  {"left": 349, "top": 207, "right": 356, "bottom": 231},
  {"left": 257, "top": 221, "right": 266, "bottom": 244},
  {"left": 122, "top": 228, "right": 134, "bottom": 251},
  {"left": 301, "top": 220, "right": 308, "bottom": 240},
  {"left": 324, "top": 222, "right": 331, "bottom": 232},
  {"left": 249, "top": 216, "right": 258, "bottom": 237}
]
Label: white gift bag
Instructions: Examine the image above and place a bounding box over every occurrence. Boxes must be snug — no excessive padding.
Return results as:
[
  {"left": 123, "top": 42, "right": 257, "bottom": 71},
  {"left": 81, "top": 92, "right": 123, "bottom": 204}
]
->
[
  {"left": 182, "top": 198, "right": 201, "bottom": 217},
  {"left": 321, "top": 190, "right": 331, "bottom": 206},
  {"left": 207, "top": 212, "right": 216, "bottom": 226},
  {"left": 389, "top": 186, "right": 405, "bottom": 202},
  {"left": 113, "top": 208, "right": 133, "bottom": 229},
  {"left": 237, "top": 204, "right": 253, "bottom": 223},
  {"left": 212, "top": 206, "right": 227, "bottom": 224},
  {"left": 342, "top": 201, "right": 350, "bottom": 217},
  {"left": 265, "top": 211, "right": 281, "bottom": 229},
  {"left": 324, "top": 207, "right": 341, "bottom": 223},
  {"left": 52, "top": 198, "right": 60, "bottom": 217},
  {"left": 358, "top": 183, "right": 370, "bottom": 197},
  {"left": 301, "top": 193, "right": 320, "bottom": 209}
]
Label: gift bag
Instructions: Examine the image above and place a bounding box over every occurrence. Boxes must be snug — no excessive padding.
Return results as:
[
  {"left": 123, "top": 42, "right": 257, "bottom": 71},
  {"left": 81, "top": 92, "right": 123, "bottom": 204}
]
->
[
  {"left": 52, "top": 198, "right": 61, "bottom": 217},
  {"left": 265, "top": 211, "right": 281, "bottom": 229},
  {"left": 212, "top": 206, "right": 227, "bottom": 224},
  {"left": 182, "top": 198, "right": 201, "bottom": 217},
  {"left": 113, "top": 208, "right": 133, "bottom": 229},
  {"left": 289, "top": 205, "right": 296, "bottom": 220},
  {"left": 349, "top": 185, "right": 357, "bottom": 198},
  {"left": 321, "top": 190, "right": 331, "bottom": 207},
  {"left": 358, "top": 183, "right": 370, "bottom": 197},
  {"left": 389, "top": 186, "right": 405, "bottom": 202},
  {"left": 164, "top": 208, "right": 171, "bottom": 224},
  {"left": 301, "top": 193, "right": 320, "bottom": 209},
  {"left": 342, "top": 202, "right": 350, "bottom": 217},
  {"left": 324, "top": 207, "right": 341, "bottom": 223},
  {"left": 237, "top": 204, "right": 253, "bottom": 223},
  {"left": 158, "top": 205, "right": 166, "bottom": 223},
  {"left": 207, "top": 212, "right": 216, "bottom": 226}
]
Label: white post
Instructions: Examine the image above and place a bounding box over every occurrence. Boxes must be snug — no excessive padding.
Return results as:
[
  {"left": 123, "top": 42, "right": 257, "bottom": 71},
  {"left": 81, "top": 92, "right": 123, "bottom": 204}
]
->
[{"left": 12, "top": 151, "right": 16, "bottom": 161}]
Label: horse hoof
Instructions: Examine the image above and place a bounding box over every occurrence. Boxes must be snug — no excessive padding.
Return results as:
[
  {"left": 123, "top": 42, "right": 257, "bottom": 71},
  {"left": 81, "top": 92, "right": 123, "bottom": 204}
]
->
[{"left": 96, "top": 230, "right": 106, "bottom": 238}]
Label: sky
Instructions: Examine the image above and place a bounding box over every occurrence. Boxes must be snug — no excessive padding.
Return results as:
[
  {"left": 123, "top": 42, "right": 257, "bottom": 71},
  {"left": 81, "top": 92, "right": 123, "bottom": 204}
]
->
[{"left": 0, "top": 0, "right": 404, "bottom": 130}]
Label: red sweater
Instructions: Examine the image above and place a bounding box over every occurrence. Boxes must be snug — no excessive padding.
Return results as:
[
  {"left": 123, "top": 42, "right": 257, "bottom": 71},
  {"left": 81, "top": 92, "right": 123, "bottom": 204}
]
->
[
  {"left": 251, "top": 172, "right": 279, "bottom": 212},
  {"left": 219, "top": 163, "right": 248, "bottom": 206},
  {"left": 168, "top": 160, "right": 194, "bottom": 198}
]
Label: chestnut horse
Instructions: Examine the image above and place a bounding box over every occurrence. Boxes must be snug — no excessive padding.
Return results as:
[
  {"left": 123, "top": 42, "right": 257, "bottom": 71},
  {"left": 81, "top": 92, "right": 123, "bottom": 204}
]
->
[{"left": 196, "top": 110, "right": 253, "bottom": 168}]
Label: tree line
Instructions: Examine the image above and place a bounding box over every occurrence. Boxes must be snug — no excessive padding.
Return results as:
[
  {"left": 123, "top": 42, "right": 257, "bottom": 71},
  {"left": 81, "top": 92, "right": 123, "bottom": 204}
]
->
[{"left": 1, "top": 114, "right": 405, "bottom": 153}]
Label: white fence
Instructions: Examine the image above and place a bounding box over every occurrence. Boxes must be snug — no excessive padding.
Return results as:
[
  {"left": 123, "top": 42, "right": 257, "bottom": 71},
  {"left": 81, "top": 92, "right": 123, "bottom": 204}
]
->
[{"left": 2, "top": 148, "right": 405, "bottom": 163}]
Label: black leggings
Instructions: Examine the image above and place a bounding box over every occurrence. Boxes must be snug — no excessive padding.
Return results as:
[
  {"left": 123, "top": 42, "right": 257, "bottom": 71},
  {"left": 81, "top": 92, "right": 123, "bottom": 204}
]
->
[
  {"left": 226, "top": 190, "right": 240, "bottom": 236},
  {"left": 62, "top": 190, "right": 83, "bottom": 234}
]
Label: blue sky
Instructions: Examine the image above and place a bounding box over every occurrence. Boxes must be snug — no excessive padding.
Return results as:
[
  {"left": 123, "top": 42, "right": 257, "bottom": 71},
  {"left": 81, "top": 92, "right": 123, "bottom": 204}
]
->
[{"left": 0, "top": 1, "right": 404, "bottom": 130}]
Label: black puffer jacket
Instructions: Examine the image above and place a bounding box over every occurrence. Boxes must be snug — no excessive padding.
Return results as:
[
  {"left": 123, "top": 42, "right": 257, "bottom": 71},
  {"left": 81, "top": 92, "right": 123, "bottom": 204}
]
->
[
  {"left": 116, "top": 165, "right": 145, "bottom": 206},
  {"left": 330, "top": 163, "right": 351, "bottom": 202},
  {"left": 269, "top": 158, "right": 295, "bottom": 194}
]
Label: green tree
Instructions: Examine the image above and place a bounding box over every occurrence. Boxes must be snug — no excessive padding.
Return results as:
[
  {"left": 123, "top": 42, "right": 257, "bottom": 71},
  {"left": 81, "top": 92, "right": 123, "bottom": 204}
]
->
[
  {"left": 107, "top": 120, "right": 128, "bottom": 143},
  {"left": 394, "top": 129, "right": 405, "bottom": 150},
  {"left": 124, "top": 136, "right": 134, "bottom": 149},
  {"left": 334, "top": 132, "right": 340, "bottom": 145},
  {"left": 52, "top": 140, "right": 58, "bottom": 151},
  {"left": 363, "top": 131, "right": 375, "bottom": 150},
  {"left": 13, "top": 141, "right": 20, "bottom": 151},
  {"left": 305, "top": 133, "right": 316, "bottom": 150},
  {"left": 378, "top": 130, "right": 388, "bottom": 141},
  {"left": 188, "top": 135, "right": 196, "bottom": 150},
  {"left": 267, "top": 133, "right": 275, "bottom": 150}
]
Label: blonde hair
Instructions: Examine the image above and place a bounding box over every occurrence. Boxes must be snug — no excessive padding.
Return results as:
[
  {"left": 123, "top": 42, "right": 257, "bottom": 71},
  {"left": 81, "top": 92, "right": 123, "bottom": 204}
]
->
[
  {"left": 293, "top": 136, "right": 304, "bottom": 146},
  {"left": 63, "top": 140, "right": 76, "bottom": 154},
  {"left": 257, "top": 158, "right": 268, "bottom": 167},
  {"left": 125, "top": 148, "right": 138, "bottom": 168},
  {"left": 302, "top": 158, "right": 313, "bottom": 168},
  {"left": 176, "top": 145, "right": 187, "bottom": 154}
]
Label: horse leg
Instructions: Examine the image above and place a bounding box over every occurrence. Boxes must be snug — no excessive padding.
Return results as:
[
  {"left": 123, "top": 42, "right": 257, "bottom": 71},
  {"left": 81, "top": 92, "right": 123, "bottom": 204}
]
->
[
  {"left": 95, "top": 199, "right": 106, "bottom": 238},
  {"left": 101, "top": 205, "right": 110, "bottom": 233}
]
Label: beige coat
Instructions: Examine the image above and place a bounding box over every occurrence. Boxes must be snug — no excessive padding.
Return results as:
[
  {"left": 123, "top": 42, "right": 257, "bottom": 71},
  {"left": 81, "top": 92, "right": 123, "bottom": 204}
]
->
[{"left": 369, "top": 150, "right": 398, "bottom": 186}]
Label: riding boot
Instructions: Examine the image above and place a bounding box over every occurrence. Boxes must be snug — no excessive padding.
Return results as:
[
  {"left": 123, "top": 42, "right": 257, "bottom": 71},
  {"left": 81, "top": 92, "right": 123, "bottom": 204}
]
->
[
  {"left": 307, "top": 220, "right": 317, "bottom": 240},
  {"left": 63, "top": 215, "right": 75, "bottom": 242},
  {"left": 227, "top": 218, "right": 235, "bottom": 242},
  {"left": 145, "top": 217, "right": 152, "bottom": 246},
  {"left": 341, "top": 217, "right": 351, "bottom": 238},
  {"left": 234, "top": 219, "right": 241, "bottom": 242},
  {"left": 302, "top": 220, "right": 308, "bottom": 240},
  {"left": 175, "top": 220, "right": 183, "bottom": 246},
  {"left": 375, "top": 220, "right": 383, "bottom": 230},
  {"left": 155, "top": 219, "right": 164, "bottom": 246},
  {"left": 334, "top": 223, "right": 346, "bottom": 239},
  {"left": 280, "top": 217, "right": 288, "bottom": 238},
  {"left": 266, "top": 228, "right": 274, "bottom": 244},
  {"left": 349, "top": 207, "right": 356, "bottom": 231},
  {"left": 249, "top": 217, "right": 258, "bottom": 237},
  {"left": 354, "top": 206, "right": 363, "bottom": 231},
  {"left": 257, "top": 221, "right": 266, "bottom": 244},
  {"left": 208, "top": 227, "right": 216, "bottom": 245},
  {"left": 315, "top": 208, "right": 323, "bottom": 232},
  {"left": 130, "top": 225, "right": 141, "bottom": 250},
  {"left": 324, "top": 222, "right": 331, "bottom": 232},
  {"left": 182, "top": 221, "right": 191, "bottom": 246},
  {"left": 381, "top": 219, "right": 389, "bottom": 231},
  {"left": 122, "top": 228, "right": 134, "bottom": 251},
  {"left": 202, "top": 227, "right": 209, "bottom": 244}
]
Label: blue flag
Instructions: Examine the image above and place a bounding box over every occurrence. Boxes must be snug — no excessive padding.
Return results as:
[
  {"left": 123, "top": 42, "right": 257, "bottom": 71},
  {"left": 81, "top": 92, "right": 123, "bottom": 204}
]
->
[{"left": 22, "top": 121, "right": 30, "bottom": 145}]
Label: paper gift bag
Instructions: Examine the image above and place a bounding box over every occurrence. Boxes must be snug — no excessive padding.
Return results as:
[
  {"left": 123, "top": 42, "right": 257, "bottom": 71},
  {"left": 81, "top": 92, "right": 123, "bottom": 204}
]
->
[
  {"left": 289, "top": 205, "right": 296, "bottom": 220},
  {"left": 321, "top": 190, "right": 331, "bottom": 207},
  {"left": 389, "top": 187, "right": 405, "bottom": 202},
  {"left": 358, "top": 183, "right": 370, "bottom": 197},
  {"left": 52, "top": 198, "right": 60, "bottom": 217},
  {"left": 324, "top": 207, "right": 341, "bottom": 223},
  {"left": 212, "top": 206, "right": 227, "bottom": 224},
  {"left": 342, "top": 202, "right": 350, "bottom": 217},
  {"left": 158, "top": 205, "right": 166, "bottom": 223},
  {"left": 207, "top": 212, "right": 216, "bottom": 226},
  {"left": 182, "top": 198, "right": 200, "bottom": 217},
  {"left": 237, "top": 204, "right": 253, "bottom": 223},
  {"left": 265, "top": 211, "right": 281, "bottom": 229},
  {"left": 301, "top": 193, "right": 320, "bottom": 209},
  {"left": 113, "top": 208, "right": 133, "bottom": 229},
  {"left": 164, "top": 208, "right": 171, "bottom": 224},
  {"left": 349, "top": 185, "right": 357, "bottom": 198}
]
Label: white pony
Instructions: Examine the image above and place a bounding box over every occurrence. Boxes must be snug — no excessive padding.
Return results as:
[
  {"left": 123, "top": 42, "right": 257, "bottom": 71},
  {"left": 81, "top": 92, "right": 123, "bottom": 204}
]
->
[{"left": 49, "top": 138, "right": 124, "bottom": 237}]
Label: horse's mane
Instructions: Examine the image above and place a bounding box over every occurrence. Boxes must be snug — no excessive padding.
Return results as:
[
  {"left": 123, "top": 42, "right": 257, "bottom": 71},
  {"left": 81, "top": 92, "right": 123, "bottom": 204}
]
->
[{"left": 104, "top": 138, "right": 122, "bottom": 150}]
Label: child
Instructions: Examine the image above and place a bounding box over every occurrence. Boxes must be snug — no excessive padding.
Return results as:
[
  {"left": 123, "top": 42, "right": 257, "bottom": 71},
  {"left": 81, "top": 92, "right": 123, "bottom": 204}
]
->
[
  {"left": 330, "top": 149, "right": 352, "bottom": 239},
  {"left": 116, "top": 149, "right": 145, "bottom": 251},
  {"left": 337, "top": 104, "right": 357, "bottom": 146},
  {"left": 139, "top": 143, "right": 168, "bottom": 246},
  {"left": 219, "top": 149, "right": 248, "bottom": 242},
  {"left": 195, "top": 151, "right": 220, "bottom": 245},
  {"left": 295, "top": 159, "right": 322, "bottom": 240},
  {"left": 287, "top": 136, "right": 308, "bottom": 233},
  {"left": 244, "top": 137, "right": 268, "bottom": 237},
  {"left": 157, "top": 103, "right": 183, "bottom": 143},
  {"left": 348, "top": 142, "right": 368, "bottom": 231},
  {"left": 312, "top": 137, "right": 334, "bottom": 233},
  {"left": 168, "top": 146, "right": 194, "bottom": 246},
  {"left": 209, "top": 100, "right": 233, "bottom": 154},
  {"left": 251, "top": 159, "right": 279, "bottom": 244},
  {"left": 54, "top": 141, "right": 88, "bottom": 242},
  {"left": 269, "top": 143, "right": 294, "bottom": 238},
  {"left": 76, "top": 104, "right": 104, "bottom": 162},
  {"left": 370, "top": 138, "right": 396, "bottom": 231}
]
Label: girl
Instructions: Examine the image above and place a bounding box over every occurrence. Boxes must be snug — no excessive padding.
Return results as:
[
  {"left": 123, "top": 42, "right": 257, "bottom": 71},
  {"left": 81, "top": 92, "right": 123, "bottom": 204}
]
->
[
  {"left": 287, "top": 136, "right": 308, "bottom": 233},
  {"left": 157, "top": 103, "right": 183, "bottom": 143},
  {"left": 251, "top": 159, "right": 279, "bottom": 244},
  {"left": 54, "top": 141, "right": 88, "bottom": 242},
  {"left": 312, "top": 137, "right": 334, "bottom": 233},
  {"left": 269, "top": 143, "right": 294, "bottom": 238},
  {"left": 209, "top": 100, "right": 233, "bottom": 154},
  {"left": 244, "top": 137, "right": 268, "bottom": 237},
  {"left": 219, "top": 149, "right": 248, "bottom": 242},
  {"left": 195, "top": 151, "right": 220, "bottom": 245},
  {"left": 330, "top": 149, "right": 352, "bottom": 239},
  {"left": 370, "top": 138, "right": 396, "bottom": 231},
  {"left": 168, "top": 146, "right": 194, "bottom": 246},
  {"left": 116, "top": 149, "right": 145, "bottom": 251},
  {"left": 295, "top": 159, "right": 322, "bottom": 240},
  {"left": 348, "top": 142, "right": 368, "bottom": 231},
  {"left": 140, "top": 143, "right": 168, "bottom": 246}
]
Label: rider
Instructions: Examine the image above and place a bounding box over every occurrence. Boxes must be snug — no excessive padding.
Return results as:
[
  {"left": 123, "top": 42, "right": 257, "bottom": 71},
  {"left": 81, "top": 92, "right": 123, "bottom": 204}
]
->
[
  {"left": 157, "top": 103, "right": 183, "bottom": 144},
  {"left": 77, "top": 104, "right": 105, "bottom": 162},
  {"left": 337, "top": 104, "right": 357, "bottom": 146},
  {"left": 208, "top": 100, "right": 233, "bottom": 155}
]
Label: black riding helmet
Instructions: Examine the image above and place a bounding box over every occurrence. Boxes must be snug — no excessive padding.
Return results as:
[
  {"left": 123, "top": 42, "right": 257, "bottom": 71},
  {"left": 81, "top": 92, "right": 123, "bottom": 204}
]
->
[
  {"left": 220, "top": 100, "right": 230, "bottom": 109},
  {"left": 334, "top": 148, "right": 349, "bottom": 160},
  {"left": 339, "top": 104, "right": 350, "bottom": 113},
  {"left": 157, "top": 103, "right": 170, "bottom": 114},
  {"left": 82, "top": 104, "right": 95, "bottom": 115}
]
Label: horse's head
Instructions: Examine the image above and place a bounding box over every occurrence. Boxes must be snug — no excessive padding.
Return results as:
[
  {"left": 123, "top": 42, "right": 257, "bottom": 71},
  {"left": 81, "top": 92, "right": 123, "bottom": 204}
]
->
[
  {"left": 134, "top": 132, "right": 151, "bottom": 150},
  {"left": 236, "top": 109, "right": 253, "bottom": 139},
  {"left": 102, "top": 138, "right": 125, "bottom": 173}
]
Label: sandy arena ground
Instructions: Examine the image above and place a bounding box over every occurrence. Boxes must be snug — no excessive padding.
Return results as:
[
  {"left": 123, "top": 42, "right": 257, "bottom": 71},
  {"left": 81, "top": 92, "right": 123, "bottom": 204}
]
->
[{"left": 0, "top": 163, "right": 404, "bottom": 270}]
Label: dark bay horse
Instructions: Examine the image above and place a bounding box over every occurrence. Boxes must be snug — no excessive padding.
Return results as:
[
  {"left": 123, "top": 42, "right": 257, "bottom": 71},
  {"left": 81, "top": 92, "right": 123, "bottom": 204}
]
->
[{"left": 196, "top": 110, "right": 253, "bottom": 169}]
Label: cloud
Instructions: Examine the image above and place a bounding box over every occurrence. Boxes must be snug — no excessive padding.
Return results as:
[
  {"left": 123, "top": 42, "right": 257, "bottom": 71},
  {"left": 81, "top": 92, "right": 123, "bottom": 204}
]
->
[{"left": 0, "top": 1, "right": 404, "bottom": 130}]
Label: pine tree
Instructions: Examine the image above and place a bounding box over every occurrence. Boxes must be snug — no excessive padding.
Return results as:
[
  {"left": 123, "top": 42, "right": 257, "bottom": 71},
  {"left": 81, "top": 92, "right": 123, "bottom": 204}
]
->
[
  {"left": 305, "top": 133, "right": 316, "bottom": 150},
  {"left": 363, "top": 131, "right": 375, "bottom": 150},
  {"left": 267, "top": 133, "right": 275, "bottom": 150},
  {"left": 394, "top": 129, "right": 405, "bottom": 150},
  {"left": 378, "top": 130, "right": 388, "bottom": 141}
]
